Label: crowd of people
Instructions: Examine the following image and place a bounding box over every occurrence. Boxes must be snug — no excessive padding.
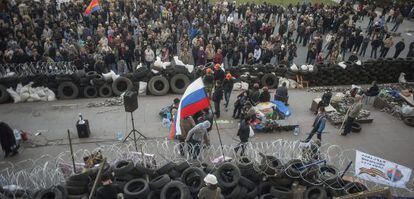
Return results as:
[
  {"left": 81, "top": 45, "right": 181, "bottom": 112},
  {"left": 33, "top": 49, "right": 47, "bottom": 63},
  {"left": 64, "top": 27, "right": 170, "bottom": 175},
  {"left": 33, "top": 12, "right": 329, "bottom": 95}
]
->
[{"left": 1, "top": 0, "right": 414, "bottom": 75}]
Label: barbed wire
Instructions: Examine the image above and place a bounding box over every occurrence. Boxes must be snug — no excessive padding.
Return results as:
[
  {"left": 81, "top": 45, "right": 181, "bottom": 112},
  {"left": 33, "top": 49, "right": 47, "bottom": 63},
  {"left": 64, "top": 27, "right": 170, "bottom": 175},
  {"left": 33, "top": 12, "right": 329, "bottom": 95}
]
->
[
  {"left": 0, "top": 62, "right": 77, "bottom": 79},
  {"left": 0, "top": 139, "right": 413, "bottom": 197}
]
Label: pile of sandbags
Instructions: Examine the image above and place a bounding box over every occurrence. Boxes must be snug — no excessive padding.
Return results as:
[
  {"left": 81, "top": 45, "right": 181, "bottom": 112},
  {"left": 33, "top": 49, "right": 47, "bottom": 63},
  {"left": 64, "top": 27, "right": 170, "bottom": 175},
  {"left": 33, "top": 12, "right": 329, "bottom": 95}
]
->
[{"left": 7, "top": 82, "right": 56, "bottom": 103}]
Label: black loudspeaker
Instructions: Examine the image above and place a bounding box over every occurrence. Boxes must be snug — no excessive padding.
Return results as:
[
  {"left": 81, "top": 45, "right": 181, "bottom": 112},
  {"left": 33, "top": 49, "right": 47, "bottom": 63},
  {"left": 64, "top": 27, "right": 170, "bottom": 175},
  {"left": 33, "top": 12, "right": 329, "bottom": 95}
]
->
[
  {"left": 76, "top": 120, "right": 90, "bottom": 138},
  {"left": 124, "top": 90, "right": 138, "bottom": 112}
]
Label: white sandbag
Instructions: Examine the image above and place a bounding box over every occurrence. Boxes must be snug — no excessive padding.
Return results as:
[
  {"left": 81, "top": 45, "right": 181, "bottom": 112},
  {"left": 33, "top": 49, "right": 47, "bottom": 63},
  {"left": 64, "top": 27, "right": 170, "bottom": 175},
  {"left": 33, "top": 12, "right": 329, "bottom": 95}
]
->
[
  {"left": 154, "top": 57, "right": 163, "bottom": 68},
  {"left": 401, "top": 104, "right": 414, "bottom": 115},
  {"left": 308, "top": 65, "right": 314, "bottom": 72},
  {"left": 399, "top": 73, "right": 406, "bottom": 83},
  {"left": 173, "top": 56, "right": 185, "bottom": 66},
  {"left": 355, "top": 60, "right": 362, "bottom": 65},
  {"left": 161, "top": 61, "right": 171, "bottom": 69},
  {"left": 112, "top": 74, "right": 120, "bottom": 82},
  {"left": 15, "top": 83, "right": 23, "bottom": 94},
  {"left": 136, "top": 63, "right": 143, "bottom": 70},
  {"left": 331, "top": 92, "right": 345, "bottom": 102},
  {"left": 241, "top": 82, "right": 249, "bottom": 90},
  {"left": 44, "top": 88, "right": 56, "bottom": 101},
  {"left": 290, "top": 63, "right": 299, "bottom": 72},
  {"left": 233, "top": 82, "right": 242, "bottom": 91},
  {"left": 185, "top": 64, "right": 194, "bottom": 73},
  {"left": 103, "top": 70, "right": 116, "bottom": 81},
  {"left": 338, "top": 61, "right": 347, "bottom": 69},
  {"left": 139, "top": 81, "right": 147, "bottom": 95},
  {"left": 278, "top": 77, "right": 290, "bottom": 88},
  {"left": 36, "top": 88, "right": 46, "bottom": 97},
  {"left": 29, "top": 92, "right": 41, "bottom": 101},
  {"left": 300, "top": 65, "right": 308, "bottom": 71},
  {"left": 152, "top": 69, "right": 159, "bottom": 74},
  {"left": 7, "top": 88, "right": 21, "bottom": 103},
  {"left": 288, "top": 79, "right": 298, "bottom": 88},
  {"left": 20, "top": 92, "right": 30, "bottom": 102}
]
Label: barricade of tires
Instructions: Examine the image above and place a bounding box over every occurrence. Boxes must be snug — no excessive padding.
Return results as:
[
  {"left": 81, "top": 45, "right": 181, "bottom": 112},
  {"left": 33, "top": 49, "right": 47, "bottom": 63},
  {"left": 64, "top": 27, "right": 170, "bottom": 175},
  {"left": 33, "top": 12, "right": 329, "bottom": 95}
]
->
[
  {"left": 23, "top": 154, "right": 368, "bottom": 199},
  {"left": 1, "top": 58, "right": 413, "bottom": 104}
]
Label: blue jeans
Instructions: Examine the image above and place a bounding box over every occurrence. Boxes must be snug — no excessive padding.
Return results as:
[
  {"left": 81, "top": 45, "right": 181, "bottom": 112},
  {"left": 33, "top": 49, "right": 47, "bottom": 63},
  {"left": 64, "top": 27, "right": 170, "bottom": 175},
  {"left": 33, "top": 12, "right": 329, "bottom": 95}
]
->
[{"left": 224, "top": 90, "right": 231, "bottom": 108}]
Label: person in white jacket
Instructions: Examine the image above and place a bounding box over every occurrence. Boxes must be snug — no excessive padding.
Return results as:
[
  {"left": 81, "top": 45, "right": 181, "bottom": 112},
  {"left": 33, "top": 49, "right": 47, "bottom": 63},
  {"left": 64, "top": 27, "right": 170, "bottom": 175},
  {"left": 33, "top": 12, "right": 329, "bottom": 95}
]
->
[
  {"left": 253, "top": 45, "right": 261, "bottom": 63},
  {"left": 144, "top": 46, "right": 155, "bottom": 69}
]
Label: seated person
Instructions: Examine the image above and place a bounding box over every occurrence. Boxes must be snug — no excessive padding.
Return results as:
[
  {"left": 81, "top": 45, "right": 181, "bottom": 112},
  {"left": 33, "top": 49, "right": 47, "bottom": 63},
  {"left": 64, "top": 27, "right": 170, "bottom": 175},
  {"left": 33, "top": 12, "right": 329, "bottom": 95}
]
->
[
  {"left": 274, "top": 82, "right": 289, "bottom": 105},
  {"left": 259, "top": 86, "right": 271, "bottom": 102}
]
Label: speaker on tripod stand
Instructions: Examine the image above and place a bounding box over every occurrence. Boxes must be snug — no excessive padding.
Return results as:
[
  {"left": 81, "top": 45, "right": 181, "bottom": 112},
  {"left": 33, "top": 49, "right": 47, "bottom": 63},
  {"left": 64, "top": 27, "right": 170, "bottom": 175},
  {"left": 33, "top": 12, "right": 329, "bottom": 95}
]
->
[{"left": 123, "top": 90, "right": 146, "bottom": 151}]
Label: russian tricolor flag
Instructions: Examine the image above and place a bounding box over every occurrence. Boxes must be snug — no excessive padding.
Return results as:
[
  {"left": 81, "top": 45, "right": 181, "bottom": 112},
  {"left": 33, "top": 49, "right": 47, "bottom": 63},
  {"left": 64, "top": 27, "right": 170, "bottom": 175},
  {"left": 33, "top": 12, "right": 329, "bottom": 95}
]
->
[
  {"left": 170, "top": 78, "right": 210, "bottom": 139},
  {"left": 84, "top": 0, "right": 100, "bottom": 16}
]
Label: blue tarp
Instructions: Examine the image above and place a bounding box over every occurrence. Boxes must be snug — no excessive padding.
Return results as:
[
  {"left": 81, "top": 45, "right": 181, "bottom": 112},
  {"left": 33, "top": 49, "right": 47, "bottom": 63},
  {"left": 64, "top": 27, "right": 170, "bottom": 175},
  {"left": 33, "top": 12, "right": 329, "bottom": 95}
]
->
[{"left": 271, "top": 100, "right": 291, "bottom": 117}]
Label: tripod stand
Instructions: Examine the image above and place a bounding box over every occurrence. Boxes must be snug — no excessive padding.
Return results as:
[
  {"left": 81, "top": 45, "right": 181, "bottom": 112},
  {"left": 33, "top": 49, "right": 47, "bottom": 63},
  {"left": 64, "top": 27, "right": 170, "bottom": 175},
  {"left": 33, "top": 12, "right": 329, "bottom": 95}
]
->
[{"left": 123, "top": 112, "right": 147, "bottom": 151}]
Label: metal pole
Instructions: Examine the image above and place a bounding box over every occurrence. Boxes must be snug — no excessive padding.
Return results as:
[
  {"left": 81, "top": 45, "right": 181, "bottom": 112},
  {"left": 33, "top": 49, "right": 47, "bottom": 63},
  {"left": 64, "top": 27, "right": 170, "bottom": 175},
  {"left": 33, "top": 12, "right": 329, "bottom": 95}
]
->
[
  {"left": 131, "top": 112, "right": 138, "bottom": 151},
  {"left": 67, "top": 130, "right": 76, "bottom": 174},
  {"left": 206, "top": 89, "right": 226, "bottom": 159},
  {"left": 340, "top": 161, "right": 353, "bottom": 178},
  {"left": 89, "top": 158, "right": 107, "bottom": 199}
]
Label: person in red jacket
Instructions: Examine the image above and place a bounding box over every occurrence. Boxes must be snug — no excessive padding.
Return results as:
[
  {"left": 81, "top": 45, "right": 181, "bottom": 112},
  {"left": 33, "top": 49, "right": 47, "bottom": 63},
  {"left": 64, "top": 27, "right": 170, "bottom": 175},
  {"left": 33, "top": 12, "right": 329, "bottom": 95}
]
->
[{"left": 213, "top": 49, "right": 223, "bottom": 64}]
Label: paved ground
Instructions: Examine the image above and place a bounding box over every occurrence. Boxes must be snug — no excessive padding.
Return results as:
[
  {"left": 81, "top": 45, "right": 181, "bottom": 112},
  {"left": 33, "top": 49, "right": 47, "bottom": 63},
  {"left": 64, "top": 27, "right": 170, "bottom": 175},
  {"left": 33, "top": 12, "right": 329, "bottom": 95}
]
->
[{"left": 1, "top": 88, "right": 413, "bottom": 171}]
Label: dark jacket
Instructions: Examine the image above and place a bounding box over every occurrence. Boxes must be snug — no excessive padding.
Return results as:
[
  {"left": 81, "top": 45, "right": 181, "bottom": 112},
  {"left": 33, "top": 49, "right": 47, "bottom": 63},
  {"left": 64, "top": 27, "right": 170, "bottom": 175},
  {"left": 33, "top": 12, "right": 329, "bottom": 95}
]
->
[
  {"left": 213, "top": 87, "right": 224, "bottom": 102},
  {"left": 249, "top": 88, "right": 260, "bottom": 104},
  {"left": 259, "top": 91, "right": 270, "bottom": 102},
  {"left": 222, "top": 78, "right": 234, "bottom": 92},
  {"left": 237, "top": 120, "right": 250, "bottom": 142},
  {"left": 366, "top": 85, "right": 379, "bottom": 96},
  {"left": 214, "top": 69, "right": 225, "bottom": 81},
  {"left": 395, "top": 41, "right": 405, "bottom": 52}
]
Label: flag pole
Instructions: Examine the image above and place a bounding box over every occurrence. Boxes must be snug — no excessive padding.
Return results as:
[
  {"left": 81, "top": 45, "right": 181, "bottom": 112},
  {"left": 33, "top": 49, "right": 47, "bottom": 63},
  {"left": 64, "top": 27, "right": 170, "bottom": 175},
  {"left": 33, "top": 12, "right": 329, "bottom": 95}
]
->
[{"left": 205, "top": 88, "right": 226, "bottom": 159}]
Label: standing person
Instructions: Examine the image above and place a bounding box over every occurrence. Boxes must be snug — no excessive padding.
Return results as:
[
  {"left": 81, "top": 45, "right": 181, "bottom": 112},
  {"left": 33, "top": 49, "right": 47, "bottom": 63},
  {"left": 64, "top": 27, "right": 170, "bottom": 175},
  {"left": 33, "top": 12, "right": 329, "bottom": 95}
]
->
[
  {"left": 0, "top": 122, "right": 19, "bottom": 158},
  {"left": 223, "top": 73, "right": 234, "bottom": 110},
  {"left": 179, "top": 116, "right": 195, "bottom": 156},
  {"left": 393, "top": 39, "right": 405, "bottom": 58},
  {"left": 203, "top": 68, "right": 214, "bottom": 98},
  {"left": 234, "top": 117, "right": 250, "bottom": 156},
  {"left": 96, "top": 173, "right": 120, "bottom": 199},
  {"left": 275, "top": 82, "right": 289, "bottom": 105},
  {"left": 259, "top": 86, "right": 271, "bottom": 102},
  {"left": 196, "top": 47, "right": 207, "bottom": 66},
  {"left": 370, "top": 37, "right": 381, "bottom": 58},
  {"left": 302, "top": 107, "right": 327, "bottom": 142},
  {"left": 198, "top": 174, "right": 221, "bottom": 199},
  {"left": 213, "top": 48, "right": 224, "bottom": 65},
  {"left": 233, "top": 90, "right": 249, "bottom": 119},
  {"left": 380, "top": 36, "right": 394, "bottom": 58},
  {"left": 144, "top": 46, "right": 155, "bottom": 69},
  {"left": 249, "top": 83, "right": 260, "bottom": 105},
  {"left": 408, "top": 42, "right": 414, "bottom": 58},
  {"left": 213, "top": 64, "right": 225, "bottom": 83},
  {"left": 212, "top": 81, "right": 224, "bottom": 118},
  {"left": 359, "top": 36, "right": 370, "bottom": 56},
  {"left": 341, "top": 95, "right": 363, "bottom": 136},
  {"left": 253, "top": 45, "right": 262, "bottom": 63},
  {"left": 185, "top": 121, "right": 211, "bottom": 159},
  {"left": 391, "top": 14, "right": 403, "bottom": 32}
]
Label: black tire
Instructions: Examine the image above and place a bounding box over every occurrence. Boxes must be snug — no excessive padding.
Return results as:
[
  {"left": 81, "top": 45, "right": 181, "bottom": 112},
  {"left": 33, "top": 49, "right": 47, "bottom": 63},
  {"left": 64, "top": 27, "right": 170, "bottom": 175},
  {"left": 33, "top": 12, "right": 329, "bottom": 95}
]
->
[
  {"left": 260, "top": 193, "right": 278, "bottom": 199},
  {"left": 68, "top": 172, "right": 90, "bottom": 182},
  {"left": 148, "top": 76, "right": 170, "bottom": 96},
  {"left": 98, "top": 84, "right": 113, "bottom": 98},
  {"left": 351, "top": 122, "right": 362, "bottom": 132},
  {"left": 86, "top": 71, "right": 99, "bottom": 80},
  {"left": 124, "top": 179, "right": 150, "bottom": 198},
  {"left": 223, "top": 185, "right": 241, "bottom": 199},
  {"left": 91, "top": 74, "right": 106, "bottom": 86},
  {"left": 284, "top": 159, "right": 306, "bottom": 179},
  {"left": 65, "top": 185, "right": 88, "bottom": 195},
  {"left": 270, "top": 186, "right": 293, "bottom": 199},
  {"left": 181, "top": 167, "right": 206, "bottom": 193},
  {"left": 261, "top": 74, "right": 278, "bottom": 88},
  {"left": 345, "top": 182, "right": 368, "bottom": 194},
  {"left": 318, "top": 165, "right": 339, "bottom": 185},
  {"left": 83, "top": 85, "right": 98, "bottom": 98},
  {"left": 150, "top": 174, "right": 171, "bottom": 191},
  {"left": 260, "top": 155, "right": 283, "bottom": 176},
  {"left": 160, "top": 180, "right": 191, "bottom": 199},
  {"left": 58, "top": 82, "right": 79, "bottom": 99},
  {"left": 239, "top": 176, "right": 258, "bottom": 199},
  {"left": 403, "top": 117, "right": 414, "bottom": 127},
  {"left": 215, "top": 162, "right": 241, "bottom": 188},
  {"left": 304, "top": 186, "right": 328, "bottom": 199},
  {"left": 258, "top": 181, "right": 272, "bottom": 195},
  {"left": 156, "top": 162, "right": 177, "bottom": 175},
  {"left": 67, "top": 194, "right": 88, "bottom": 199},
  {"left": 66, "top": 179, "right": 89, "bottom": 187},
  {"left": 175, "top": 161, "right": 190, "bottom": 173},
  {"left": 34, "top": 188, "right": 63, "bottom": 199},
  {"left": 114, "top": 160, "right": 134, "bottom": 176},
  {"left": 170, "top": 74, "right": 190, "bottom": 94},
  {"left": 0, "top": 84, "right": 10, "bottom": 104},
  {"left": 112, "top": 76, "right": 133, "bottom": 96},
  {"left": 147, "top": 191, "right": 161, "bottom": 199}
]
